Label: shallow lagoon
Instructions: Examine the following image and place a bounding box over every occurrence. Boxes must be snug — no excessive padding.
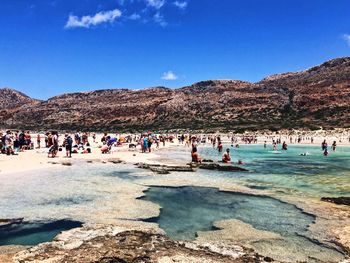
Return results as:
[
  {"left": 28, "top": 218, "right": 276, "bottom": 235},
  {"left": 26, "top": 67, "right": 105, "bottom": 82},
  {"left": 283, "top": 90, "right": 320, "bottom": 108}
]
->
[
  {"left": 197, "top": 144, "right": 350, "bottom": 198},
  {"left": 0, "top": 145, "right": 349, "bottom": 262}
]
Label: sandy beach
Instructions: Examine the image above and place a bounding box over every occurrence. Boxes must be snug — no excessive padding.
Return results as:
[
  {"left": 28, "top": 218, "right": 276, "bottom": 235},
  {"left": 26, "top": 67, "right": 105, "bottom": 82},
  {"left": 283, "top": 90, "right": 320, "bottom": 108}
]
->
[{"left": 1, "top": 130, "right": 350, "bottom": 175}]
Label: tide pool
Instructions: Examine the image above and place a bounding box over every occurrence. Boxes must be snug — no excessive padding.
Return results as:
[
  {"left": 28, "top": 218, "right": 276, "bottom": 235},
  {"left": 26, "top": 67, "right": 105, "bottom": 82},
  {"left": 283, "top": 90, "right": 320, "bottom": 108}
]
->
[
  {"left": 0, "top": 220, "right": 82, "bottom": 246},
  {"left": 141, "top": 186, "right": 346, "bottom": 263}
]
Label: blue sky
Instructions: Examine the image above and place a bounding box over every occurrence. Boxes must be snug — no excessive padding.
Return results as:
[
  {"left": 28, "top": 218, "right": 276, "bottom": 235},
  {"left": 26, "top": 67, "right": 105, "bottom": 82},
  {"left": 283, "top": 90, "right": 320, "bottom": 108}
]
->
[{"left": 0, "top": 0, "right": 349, "bottom": 99}]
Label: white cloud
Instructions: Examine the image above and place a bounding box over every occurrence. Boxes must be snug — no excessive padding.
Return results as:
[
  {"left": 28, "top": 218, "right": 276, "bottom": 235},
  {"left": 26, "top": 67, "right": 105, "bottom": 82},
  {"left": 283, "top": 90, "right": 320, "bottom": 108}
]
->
[
  {"left": 65, "top": 9, "right": 122, "bottom": 29},
  {"left": 343, "top": 34, "right": 350, "bottom": 47},
  {"left": 153, "top": 12, "right": 167, "bottom": 27},
  {"left": 162, "top": 71, "right": 178, "bottom": 80},
  {"left": 173, "top": 1, "right": 187, "bottom": 9},
  {"left": 129, "top": 13, "right": 141, "bottom": 20},
  {"left": 146, "top": 0, "right": 165, "bottom": 9}
]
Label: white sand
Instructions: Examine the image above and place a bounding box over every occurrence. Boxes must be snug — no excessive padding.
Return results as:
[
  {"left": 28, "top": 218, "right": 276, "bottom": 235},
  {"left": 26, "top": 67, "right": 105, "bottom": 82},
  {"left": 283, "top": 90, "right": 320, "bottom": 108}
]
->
[{"left": 1, "top": 130, "right": 349, "bottom": 175}]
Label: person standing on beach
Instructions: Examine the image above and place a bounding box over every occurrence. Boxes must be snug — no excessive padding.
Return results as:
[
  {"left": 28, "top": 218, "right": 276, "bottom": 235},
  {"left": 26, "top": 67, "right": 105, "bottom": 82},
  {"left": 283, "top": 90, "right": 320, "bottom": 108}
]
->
[
  {"left": 19, "top": 131, "right": 25, "bottom": 151},
  {"left": 50, "top": 132, "right": 59, "bottom": 158},
  {"left": 65, "top": 134, "right": 73, "bottom": 158},
  {"left": 37, "top": 134, "right": 41, "bottom": 148},
  {"left": 74, "top": 132, "right": 81, "bottom": 145},
  {"left": 3, "top": 131, "right": 14, "bottom": 155},
  {"left": 47, "top": 132, "right": 53, "bottom": 148},
  {"left": 44, "top": 133, "right": 49, "bottom": 148},
  {"left": 148, "top": 136, "right": 153, "bottom": 153},
  {"left": 13, "top": 132, "right": 20, "bottom": 152},
  {"left": 143, "top": 136, "right": 148, "bottom": 153}
]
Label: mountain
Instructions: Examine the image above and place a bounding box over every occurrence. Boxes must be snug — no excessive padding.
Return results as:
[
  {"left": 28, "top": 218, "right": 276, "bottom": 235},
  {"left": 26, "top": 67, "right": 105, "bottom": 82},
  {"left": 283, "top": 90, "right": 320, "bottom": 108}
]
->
[
  {"left": 0, "top": 88, "right": 40, "bottom": 128},
  {"left": 0, "top": 88, "right": 39, "bottom": 109},
  {"left": 0, "top": 57, "right": 349, "bottom": 132}
]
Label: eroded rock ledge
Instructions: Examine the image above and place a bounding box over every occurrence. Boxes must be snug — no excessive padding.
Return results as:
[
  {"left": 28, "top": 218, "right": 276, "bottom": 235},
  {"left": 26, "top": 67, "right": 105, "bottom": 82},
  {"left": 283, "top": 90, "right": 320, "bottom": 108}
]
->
[
  {"left": 321, "top": 197, "right": 350, "bottom": 206},
  {"left": 13, "top": 225, "right": 277, "bottom": 263},
  {"left": 136, "top": 162, "right": 248, "bottom": 174}
]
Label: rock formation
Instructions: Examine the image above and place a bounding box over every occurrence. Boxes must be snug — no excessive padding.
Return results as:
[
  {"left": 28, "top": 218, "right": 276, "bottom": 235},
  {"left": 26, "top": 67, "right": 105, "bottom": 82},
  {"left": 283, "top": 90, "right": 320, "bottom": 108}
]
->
[
  {"left": 1, "top": 57, "right": 349, "bottom": 132},
  {"left": 13, "top": 224, "right": 277, "bottom": 263}
]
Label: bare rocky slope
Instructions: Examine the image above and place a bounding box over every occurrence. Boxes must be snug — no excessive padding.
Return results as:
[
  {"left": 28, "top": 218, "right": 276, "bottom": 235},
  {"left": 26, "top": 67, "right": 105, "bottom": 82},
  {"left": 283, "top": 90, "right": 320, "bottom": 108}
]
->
[{"left": 1, "top": 57, "right": 349, "bottom": 132}]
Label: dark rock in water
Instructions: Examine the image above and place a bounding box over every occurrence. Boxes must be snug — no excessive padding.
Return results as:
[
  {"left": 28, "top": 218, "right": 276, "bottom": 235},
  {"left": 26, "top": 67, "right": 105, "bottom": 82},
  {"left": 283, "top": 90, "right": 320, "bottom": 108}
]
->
[
  {"left": 264, "top": 256, "right": 274, "bottom": 262},
  {"left": 321, "top": 197, "right": 350, "bottom": 206},
  {"left": 136, "top": 163, "right": 194, "bottom": 174},
  {"left": 108, "top": 158, "right": 123, "bottom": 164},
  {"left": 202, "top": 159, "right": 214, "bottom": 163},
  {"left": 195, "top": 163, "right": 248, "bottom": 172},
  {"left": 48, "top": 161, "right": 60, "bottom": 165},
  {"left": 150, "top": 168, "right": 170, "bottom": 175}
]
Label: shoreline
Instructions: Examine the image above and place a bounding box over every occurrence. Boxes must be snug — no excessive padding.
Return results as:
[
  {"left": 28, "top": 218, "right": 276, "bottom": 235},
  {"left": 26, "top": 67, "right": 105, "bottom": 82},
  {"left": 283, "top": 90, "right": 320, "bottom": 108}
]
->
[{"left": 0, "top": 138, "right": 349, "bottom": 262}]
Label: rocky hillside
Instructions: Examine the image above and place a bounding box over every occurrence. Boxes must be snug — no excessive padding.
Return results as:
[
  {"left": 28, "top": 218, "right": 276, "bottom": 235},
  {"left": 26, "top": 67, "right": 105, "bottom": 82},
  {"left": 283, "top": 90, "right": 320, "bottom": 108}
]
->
[
  {"left": 0, "top": 57, "right": 349, "bottom": 132},
  {"left": 0, "top": 88, "right": 39, "bottom": 110}
]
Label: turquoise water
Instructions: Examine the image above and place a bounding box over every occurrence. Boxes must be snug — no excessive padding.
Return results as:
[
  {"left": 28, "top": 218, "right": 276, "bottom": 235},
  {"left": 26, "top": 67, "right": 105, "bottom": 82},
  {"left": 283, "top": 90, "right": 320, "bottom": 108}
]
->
[
  {"left": 142, "top": 186, "right": 315, "bottom": 240},
  {"left": 0, "top": 220, "right": 82, "bottom": 246},
  {"left": 142, "top": 186, "right": 346, "bottom": 262},
  {"left": 0, "top": 145, "right": 348, "bottom": 261},
  {"left": 198, "top": 144, "right": 350, "bottom": 198}
]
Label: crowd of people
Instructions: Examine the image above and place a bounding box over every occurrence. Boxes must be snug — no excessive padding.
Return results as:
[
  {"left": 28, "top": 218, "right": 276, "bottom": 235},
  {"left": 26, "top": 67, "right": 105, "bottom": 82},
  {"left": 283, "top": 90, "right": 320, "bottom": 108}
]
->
[
  {"left": 0, "top": 130, "right": 34, "bottom": 155},
  {"left": 0, "top": 130, "right": 175, "bottom": 158},
  {"left": 0, "top": 131, "right": 346, "bottom": 164},
  {"left": 186, "top": 133, "right": 344, "bottom": 165}
]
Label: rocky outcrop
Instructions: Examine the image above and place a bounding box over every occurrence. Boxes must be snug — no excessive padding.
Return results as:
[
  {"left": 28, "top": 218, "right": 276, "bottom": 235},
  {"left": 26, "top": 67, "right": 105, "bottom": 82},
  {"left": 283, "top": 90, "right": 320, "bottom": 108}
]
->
[
  {"left": 194, "top": 163, "right": 249, "bottom": 172},
  {"left": 1, "top": 57, "right": 349, "bottom": 131},
  {"left": 136, "top": 162, "right": 248, "bottom": 174},
  {"left": 321, "top": 197, "right": 350, "bottom": 206},
  {"left": 13, "top": 225, "right": 277, "bottom": 263},
  {"left": 0, "top": 88, "right": 39, "bottom": 110},
  {"left": 136, "top": 163, "right": 194, "bottom": 174}
]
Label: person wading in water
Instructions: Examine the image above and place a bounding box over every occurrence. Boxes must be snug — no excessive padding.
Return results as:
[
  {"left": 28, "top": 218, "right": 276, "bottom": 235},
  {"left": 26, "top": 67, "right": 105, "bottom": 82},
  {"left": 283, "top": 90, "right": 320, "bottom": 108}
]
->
[{"left": 222, "top": 148, "right": 231, "bottom": 163}]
